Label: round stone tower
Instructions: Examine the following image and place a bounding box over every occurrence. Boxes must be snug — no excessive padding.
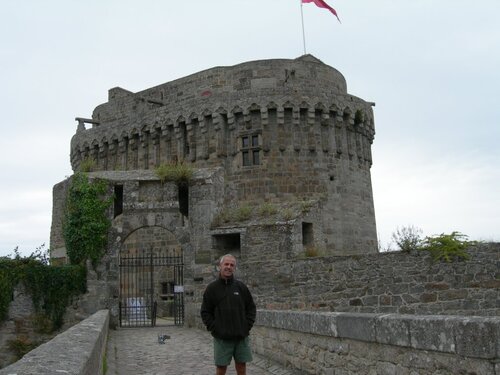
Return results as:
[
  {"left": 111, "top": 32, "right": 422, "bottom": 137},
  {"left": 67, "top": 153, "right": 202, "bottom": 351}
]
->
[{"left": 68, "top": 54, "right": 377, "bottom": 256}]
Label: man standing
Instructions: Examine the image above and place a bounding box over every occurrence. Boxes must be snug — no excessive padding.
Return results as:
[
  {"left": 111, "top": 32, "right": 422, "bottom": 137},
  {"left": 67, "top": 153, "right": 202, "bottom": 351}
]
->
[{"left": 201, "top": 254, "right": 257, "bottom": 375}]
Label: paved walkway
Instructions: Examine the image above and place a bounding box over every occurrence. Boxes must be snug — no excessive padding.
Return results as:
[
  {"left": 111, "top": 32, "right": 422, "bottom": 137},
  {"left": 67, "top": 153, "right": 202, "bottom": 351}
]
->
[{"left": 106, "top": 325, "right": 294, "bottom": 375}]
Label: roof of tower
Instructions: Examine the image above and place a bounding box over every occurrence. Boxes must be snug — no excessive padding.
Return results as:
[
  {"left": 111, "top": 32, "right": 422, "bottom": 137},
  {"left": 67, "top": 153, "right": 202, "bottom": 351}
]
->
[{"left": 295, "top": 54, "right": 325, "bottom": 64}]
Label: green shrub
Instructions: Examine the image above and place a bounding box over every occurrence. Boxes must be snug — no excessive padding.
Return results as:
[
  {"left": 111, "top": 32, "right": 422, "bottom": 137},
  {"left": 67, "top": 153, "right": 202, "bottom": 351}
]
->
[
  {"left": 300, "top": 200, "right": 315, "bottom": 213},
  {"left": 235, "top": 204, "right": 253, "bottom": 221},
  {"left": 391, "top": 225, "right": 423, "bottom": 252},
  {"left": 354, "top": 109, "right": 364, "bottom": 125},
  {"left": 155, "top": 162, "right": 193, "bottom": 186},
  {"left": 280, "top": 208, "right": 296, "bottom": 221},
  {"left": 258, "top": 203, "right": 278, "bottom": 217},
  {"left": 79, "top": 157, "right": 97, "bottom": 172},
  {"left": 420, "top": 231, "right": 477, "bottom": 262}
]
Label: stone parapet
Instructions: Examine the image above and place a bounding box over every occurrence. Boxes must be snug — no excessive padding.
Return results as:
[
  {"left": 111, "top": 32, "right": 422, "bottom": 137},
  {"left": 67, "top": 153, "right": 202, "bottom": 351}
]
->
[
  {"left": 0, "top": 310, "right": 109, "bottom": 375},
  {"left": 253, "top": 309, "right": 500, "bottom": 374}
]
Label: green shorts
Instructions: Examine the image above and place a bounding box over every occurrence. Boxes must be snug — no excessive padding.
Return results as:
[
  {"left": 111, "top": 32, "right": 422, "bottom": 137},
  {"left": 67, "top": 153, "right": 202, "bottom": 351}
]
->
[{"left": 213, "top": 336, "right": 253, "bottom": 366}]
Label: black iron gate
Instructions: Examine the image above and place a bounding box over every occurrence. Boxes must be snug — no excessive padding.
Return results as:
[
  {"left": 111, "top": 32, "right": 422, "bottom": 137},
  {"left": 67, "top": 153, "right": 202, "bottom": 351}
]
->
[{"left": 119, "top": 251, "right": 184, "bottom": 327}]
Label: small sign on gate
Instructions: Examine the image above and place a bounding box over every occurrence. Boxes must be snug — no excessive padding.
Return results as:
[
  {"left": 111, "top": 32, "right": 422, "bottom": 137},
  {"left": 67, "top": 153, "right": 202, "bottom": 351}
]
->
[{"left": 174, "top": 285, "right": 184, "bottom": 293}]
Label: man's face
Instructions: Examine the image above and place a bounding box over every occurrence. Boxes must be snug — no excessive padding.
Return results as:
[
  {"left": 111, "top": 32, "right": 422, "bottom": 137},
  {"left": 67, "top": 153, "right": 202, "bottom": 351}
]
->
[{"left": 220, "top": 256, "right": 236, "bottom": 279}]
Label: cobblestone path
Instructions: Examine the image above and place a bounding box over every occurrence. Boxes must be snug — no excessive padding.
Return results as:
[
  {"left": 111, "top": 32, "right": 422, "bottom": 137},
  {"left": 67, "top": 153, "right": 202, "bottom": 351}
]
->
[{"left": 106, "top": 325, "right": 293, "bottom": 375}]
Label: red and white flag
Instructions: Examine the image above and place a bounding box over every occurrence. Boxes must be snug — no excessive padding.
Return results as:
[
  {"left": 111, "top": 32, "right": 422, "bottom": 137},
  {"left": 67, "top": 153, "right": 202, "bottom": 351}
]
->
[{"left": 302, "top": 0, "right": 340, "bottom": 22}]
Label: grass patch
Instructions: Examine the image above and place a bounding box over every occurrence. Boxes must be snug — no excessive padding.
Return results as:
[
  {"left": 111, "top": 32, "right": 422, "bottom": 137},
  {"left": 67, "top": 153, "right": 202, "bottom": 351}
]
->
[{"left": 155, "top": 162, "right": 193, "bottom": 186}]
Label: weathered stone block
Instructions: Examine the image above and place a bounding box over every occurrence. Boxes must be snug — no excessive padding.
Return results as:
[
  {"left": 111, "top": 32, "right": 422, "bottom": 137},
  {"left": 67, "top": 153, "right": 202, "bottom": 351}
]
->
[
  {"left": 409, "top": 315, "right": 455, "bottom": 353},
  {"left": 424, "top": 282, "right": 449, "bottom": 290},
  {"left": 375, "top": 314, "right": 411, "bottom": 347},
  {"left": 454, "top": 317, "right": 498, "bottom": 359},
  {"left": 438, "top": 289, "right": 468, "bottom": 301},
  {"left": 419, "top": 293, "right": 437, "bottom": 303},
  {"left": 336, "top": 313, "right": 378, "bottom": 342}
]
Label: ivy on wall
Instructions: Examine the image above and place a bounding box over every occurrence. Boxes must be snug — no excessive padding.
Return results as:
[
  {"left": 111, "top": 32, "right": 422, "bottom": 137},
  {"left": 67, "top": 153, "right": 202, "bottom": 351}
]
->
[
  {"left": 24, "top": 263, "right": 86, "bottom": 329},
  {"left": 63, "top": 172, "right": 112, "bottom": 266},
  {"left": 0, "top": 248, "right": 86, "bottom": 330}
]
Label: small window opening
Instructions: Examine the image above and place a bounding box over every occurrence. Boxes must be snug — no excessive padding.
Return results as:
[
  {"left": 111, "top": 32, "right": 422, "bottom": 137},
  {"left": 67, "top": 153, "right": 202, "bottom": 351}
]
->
[
  {"left": 114, "top": 185, "right": 123, "bottom": 218},
  {"left": 179, "top": 184, "right": 189, "bottom": 217},
  {"left": 302, "top": 222, "right": 314, "bottom": 247},
  {"left": 213, "top": 233, "right": 241, "bottom": 258}
]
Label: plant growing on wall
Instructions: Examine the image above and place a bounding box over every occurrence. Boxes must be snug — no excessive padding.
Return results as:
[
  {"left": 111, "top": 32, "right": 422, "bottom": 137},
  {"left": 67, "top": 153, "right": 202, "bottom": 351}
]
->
[
  {"left": 391, "top": 225, "right": 423, "bottom": 252},
  {"left": 63, "top": 172, "right": 112, "bottom": 266},
  {"left": 154, "top": 162, "right": 193, "bottom": 186},
  {"left": 78, "top": 157, "right": 97, "bottom": 172},
  {"left": 420, "top": 231, "right": 477, "bottom": 262},
  {"left": 354, "top": 109, "right": 364, "bottom": 125}
]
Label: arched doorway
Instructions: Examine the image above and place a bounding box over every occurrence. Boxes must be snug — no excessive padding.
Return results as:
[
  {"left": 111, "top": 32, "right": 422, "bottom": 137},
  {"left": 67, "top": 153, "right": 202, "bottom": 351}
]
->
[{"left": 119, "top": 226, "right": 184, "bottom": 327}]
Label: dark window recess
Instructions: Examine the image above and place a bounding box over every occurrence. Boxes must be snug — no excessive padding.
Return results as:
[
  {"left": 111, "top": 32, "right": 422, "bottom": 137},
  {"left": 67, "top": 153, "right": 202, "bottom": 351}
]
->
[
  {"left": 178, "top": 184, "right": 189, "bottom": 217},
  {"left": 242, "top": 151, "right": 250, "bottom": 166},
  {"left": 252, "top": 150, "right": 260, "bottom": 165},
  {"left": 242, "top": 136, "right": 250, "bottom": 148},
  {"left": 302, "top": 222, "right": 313, "bottom": 247},
  {"left": 252, "top": 135, "right": 259, "bottom": 147},
  {"left": 114, "top": 185, "right": 123, "bottom": 218},
  {"left": 212, "top": 233, "right": 241, "bottom": 257}
]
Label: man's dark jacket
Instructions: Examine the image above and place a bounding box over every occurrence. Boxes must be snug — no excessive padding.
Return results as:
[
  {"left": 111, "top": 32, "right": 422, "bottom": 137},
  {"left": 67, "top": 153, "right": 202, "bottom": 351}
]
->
[{"left": 200, "top": 276, "right": 256, "bottom": 340}]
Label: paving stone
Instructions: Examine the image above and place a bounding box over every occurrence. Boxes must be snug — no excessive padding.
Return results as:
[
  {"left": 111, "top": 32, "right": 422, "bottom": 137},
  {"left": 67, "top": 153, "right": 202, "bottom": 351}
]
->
[{"left": 106, "top": 325, "right": 292, "bottom": 375}]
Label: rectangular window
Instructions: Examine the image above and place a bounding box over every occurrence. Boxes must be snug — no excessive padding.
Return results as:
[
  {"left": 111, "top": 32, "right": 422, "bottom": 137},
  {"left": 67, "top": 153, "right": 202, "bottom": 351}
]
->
[
  {"left": 242, "top": 136, "right": 250, "bottom": 148},
  {"left": 252, "top": 150, "right": 260, "bottom": 165},
  {"left": 241, "top": 134, "right": 261, "bottom": 166},
  {"left": 252, "top": 135, "right": 259, "bottom": 147},
  {"left": 242, "top": 151, "right": 250, "bottom": 166}
]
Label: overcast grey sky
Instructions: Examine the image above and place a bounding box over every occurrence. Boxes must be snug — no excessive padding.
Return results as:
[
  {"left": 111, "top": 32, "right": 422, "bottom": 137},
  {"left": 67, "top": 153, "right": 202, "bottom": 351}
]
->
[{"left": 1, "top": 0, "right": 499, "bottom": 257}]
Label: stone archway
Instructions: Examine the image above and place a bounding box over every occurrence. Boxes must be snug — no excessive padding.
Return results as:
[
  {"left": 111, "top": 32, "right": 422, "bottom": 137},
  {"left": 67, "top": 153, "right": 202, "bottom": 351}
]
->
[{"left": 119, "top": 226, "right": 184, "bottom": 327}]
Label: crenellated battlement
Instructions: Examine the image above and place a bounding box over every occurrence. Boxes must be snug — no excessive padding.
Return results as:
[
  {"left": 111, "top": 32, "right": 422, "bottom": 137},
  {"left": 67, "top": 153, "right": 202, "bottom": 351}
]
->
[{"left": 71, "top": 100, "right": 374, "bottom": 171}]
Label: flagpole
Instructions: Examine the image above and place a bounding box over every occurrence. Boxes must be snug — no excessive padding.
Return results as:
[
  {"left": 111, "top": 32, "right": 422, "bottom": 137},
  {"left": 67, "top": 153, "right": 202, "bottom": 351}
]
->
[{"left": 300, "top": 0, "right": 307, "bottom": 55}]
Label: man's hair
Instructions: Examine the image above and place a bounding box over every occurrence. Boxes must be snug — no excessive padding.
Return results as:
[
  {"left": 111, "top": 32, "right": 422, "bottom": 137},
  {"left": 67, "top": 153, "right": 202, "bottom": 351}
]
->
[{"left": 219, "top": 254, "right": 236, "bottom": 266}]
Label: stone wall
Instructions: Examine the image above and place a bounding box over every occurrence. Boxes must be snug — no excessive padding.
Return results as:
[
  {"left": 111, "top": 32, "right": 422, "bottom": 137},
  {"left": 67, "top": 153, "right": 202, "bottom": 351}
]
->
[
  {"left": 252, "top": 309, "right": 500, "bottom": 375},
  {"left": 0, "top": 310, "right": 109, "bottom": 375},
  {"left": 242, "top": 243, "right": 499, "bottom": 317}
]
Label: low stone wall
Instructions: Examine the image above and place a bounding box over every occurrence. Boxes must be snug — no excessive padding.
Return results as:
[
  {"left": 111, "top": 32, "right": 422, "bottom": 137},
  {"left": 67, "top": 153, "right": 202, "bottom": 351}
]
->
[
  {"left": 252, "top": 309, "right": 500, "bottom": 375},
  {"left": 244, "top": 243, "right": 500, "bottom": 317},
  {"left": 0, "top": 310, "right": 109, "bottom": 375}
]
